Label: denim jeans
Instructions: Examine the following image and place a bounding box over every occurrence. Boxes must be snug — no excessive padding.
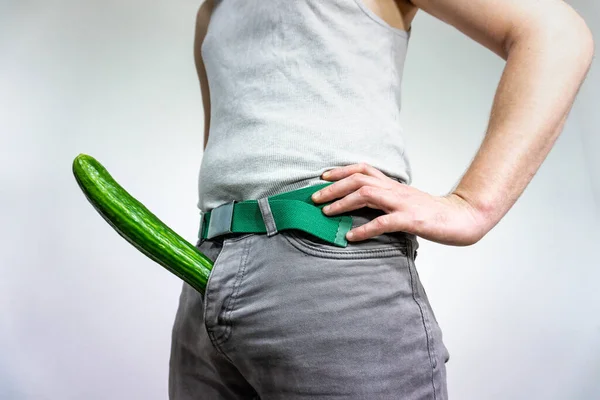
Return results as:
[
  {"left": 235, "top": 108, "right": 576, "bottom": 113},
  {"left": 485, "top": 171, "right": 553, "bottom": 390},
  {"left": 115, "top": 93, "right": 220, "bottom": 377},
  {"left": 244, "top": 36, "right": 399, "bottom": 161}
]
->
[{"left": 169, "top": 206, "right": 450, "bottom": 399}]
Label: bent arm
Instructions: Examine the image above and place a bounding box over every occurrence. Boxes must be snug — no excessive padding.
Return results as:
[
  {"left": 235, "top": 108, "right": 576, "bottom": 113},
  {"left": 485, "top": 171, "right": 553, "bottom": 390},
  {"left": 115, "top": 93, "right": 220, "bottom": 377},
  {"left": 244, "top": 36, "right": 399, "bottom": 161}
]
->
[{"left": 410, "top": 0, "right": 595, "bottom": 236}]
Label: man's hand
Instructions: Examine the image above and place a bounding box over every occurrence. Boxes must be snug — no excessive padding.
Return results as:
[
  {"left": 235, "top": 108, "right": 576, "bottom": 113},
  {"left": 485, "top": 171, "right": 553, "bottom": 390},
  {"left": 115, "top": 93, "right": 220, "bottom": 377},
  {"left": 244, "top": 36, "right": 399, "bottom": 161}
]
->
[
  {"left": 402, "top": 0, "right": 594, "bottom": 231},
  {"left": 311, "top": 163, "right": 490, "bottom": 246}
]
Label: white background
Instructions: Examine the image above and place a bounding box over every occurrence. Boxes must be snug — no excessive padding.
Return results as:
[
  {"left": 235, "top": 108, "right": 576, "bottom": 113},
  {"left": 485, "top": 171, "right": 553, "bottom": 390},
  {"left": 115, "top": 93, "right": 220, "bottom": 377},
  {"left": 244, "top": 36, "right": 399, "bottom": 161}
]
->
[{"left": 1, "top": 1, "right": 598, "bottom": 399}]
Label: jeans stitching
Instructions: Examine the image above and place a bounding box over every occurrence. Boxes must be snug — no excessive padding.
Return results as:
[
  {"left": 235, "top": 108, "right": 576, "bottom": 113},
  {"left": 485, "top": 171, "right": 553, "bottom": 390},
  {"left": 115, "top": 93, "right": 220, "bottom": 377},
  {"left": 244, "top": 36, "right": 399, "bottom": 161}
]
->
[
  {"left": 202, "top": 242, "right": 232, "bottom": 359},
  {"left": 283, "top": 230, "right": 408, "bottom": 259},
  {"left": 406, "top": 241, "right": 438, "bottom": 399},
  {"left": 214, "top": 235, "right": 252, "bottom": 346}
]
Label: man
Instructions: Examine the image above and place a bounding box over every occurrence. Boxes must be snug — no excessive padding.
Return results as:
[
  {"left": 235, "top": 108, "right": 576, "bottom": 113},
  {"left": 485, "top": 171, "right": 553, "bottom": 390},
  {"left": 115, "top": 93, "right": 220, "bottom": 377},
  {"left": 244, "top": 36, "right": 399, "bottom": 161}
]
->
[{"left": 169, "top": 0, "right": 594, "bottom": 399}]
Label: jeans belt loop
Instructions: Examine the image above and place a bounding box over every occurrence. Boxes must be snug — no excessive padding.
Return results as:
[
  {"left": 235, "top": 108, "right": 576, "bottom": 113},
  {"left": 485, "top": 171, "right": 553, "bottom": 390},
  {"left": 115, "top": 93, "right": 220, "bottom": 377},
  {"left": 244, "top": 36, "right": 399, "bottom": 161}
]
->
[{"left": 257, "top": 197, "right": 279, "bottom": 237}]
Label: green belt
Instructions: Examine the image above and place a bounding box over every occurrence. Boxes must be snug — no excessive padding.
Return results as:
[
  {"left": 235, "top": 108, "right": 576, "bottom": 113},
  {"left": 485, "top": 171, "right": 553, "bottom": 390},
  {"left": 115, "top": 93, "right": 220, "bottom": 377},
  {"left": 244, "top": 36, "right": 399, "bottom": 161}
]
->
[{"left": 199, "top": 182, "right": 353, "bottom": 248}]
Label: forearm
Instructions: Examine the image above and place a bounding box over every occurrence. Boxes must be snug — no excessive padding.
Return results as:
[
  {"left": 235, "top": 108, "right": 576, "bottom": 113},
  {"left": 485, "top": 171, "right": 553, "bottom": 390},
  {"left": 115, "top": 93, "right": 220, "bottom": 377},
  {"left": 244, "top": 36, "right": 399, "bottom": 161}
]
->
[{"left": 451, "top": 18, "right": 595, "bottom": 235}]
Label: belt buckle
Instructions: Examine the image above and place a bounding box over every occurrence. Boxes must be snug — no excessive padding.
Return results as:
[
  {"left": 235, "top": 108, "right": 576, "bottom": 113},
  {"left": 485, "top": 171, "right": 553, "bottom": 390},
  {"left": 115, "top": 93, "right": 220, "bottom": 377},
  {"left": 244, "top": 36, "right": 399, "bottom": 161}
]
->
[{"left": 206, "top": 200, "right": 236, "bottom": 240}]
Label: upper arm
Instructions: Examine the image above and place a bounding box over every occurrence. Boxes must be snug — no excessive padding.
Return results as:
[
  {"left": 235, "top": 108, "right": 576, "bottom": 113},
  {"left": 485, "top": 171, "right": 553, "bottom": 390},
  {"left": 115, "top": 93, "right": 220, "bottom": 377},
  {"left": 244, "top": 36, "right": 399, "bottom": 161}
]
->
[
  {"left": 195, "top": 0, "right": 214, "bottom": 151},
  {"left": 407, "top": 0, "right": 594, "bottom": 60}
]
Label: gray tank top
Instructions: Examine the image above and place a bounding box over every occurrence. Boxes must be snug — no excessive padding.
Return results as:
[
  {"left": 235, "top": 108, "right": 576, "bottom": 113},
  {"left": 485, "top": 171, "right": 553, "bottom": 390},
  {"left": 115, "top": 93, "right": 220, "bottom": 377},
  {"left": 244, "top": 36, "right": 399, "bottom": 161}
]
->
[{"left": 197, "top": 0, "right": 412, "bottom": 212}]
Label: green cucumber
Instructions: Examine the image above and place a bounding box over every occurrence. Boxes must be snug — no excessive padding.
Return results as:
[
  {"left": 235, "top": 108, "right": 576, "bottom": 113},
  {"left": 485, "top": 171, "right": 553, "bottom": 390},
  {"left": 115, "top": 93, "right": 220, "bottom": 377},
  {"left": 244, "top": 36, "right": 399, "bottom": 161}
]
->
[{"left": 72, "top": 153, "right": 213, "bottom": 296}]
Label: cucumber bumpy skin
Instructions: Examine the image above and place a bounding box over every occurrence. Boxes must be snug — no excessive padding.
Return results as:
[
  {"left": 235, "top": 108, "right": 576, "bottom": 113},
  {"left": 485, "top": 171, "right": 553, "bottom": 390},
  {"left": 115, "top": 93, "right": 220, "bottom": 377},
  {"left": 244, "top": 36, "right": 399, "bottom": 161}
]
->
[{"left": 72, "top": 153, "right": 213, "bottom": 296}]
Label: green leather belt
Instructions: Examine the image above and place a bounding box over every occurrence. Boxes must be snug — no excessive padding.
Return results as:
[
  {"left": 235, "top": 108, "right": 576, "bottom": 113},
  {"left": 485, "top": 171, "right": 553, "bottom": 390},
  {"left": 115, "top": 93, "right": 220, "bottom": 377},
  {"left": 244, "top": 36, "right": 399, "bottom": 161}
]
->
[{"left": 199, "top": 182, "right": 353, "bottom": 248}]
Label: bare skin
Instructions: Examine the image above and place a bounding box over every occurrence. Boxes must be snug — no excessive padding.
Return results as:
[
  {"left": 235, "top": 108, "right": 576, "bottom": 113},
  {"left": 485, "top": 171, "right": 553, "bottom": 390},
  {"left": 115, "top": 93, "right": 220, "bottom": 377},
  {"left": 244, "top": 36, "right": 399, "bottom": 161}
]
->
[
  {"left": 361, "top": 0, "right": 419, "bottom": 32},
  {"left": 194, "top": 0, "right": 214, "bottom": 152},
  {"left": 195, "top": 0, "right": 594, "bottom": 246}
]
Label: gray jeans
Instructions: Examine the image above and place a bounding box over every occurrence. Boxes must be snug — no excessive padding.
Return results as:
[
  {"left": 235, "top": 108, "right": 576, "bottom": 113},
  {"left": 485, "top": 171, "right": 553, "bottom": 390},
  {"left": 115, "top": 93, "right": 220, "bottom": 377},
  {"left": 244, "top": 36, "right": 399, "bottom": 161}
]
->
[{"left": 169, "top": 207, "right": 450, "bottom": 399}]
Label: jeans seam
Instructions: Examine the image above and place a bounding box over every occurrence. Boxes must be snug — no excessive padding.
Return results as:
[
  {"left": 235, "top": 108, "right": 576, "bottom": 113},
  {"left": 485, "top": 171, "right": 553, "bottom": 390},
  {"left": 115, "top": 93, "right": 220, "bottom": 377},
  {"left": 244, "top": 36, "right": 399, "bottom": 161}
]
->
[
  {"left": 202, "top": 243, "right": 233, "bottom": 359},
  {"left": 205, "top": 330, "right": 255, "bottom": 389},
  {"left": 206, "top": 329, "right": 231, "bottom": 360},
  {"left": 213, "top": 236, "right": 251, "bottom": 346},
  {"left": 407, "top": 241, "right": 438, "bottom": 399}
]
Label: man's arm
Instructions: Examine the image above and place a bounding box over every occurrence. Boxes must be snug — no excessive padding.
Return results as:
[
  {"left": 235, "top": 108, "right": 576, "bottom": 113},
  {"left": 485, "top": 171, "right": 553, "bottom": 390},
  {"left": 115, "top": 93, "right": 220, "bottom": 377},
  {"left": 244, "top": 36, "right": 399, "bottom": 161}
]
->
[
  {"left": 195, "top": 0, "right": 214, "bottom": 151},
  {"left": 410, "top": 0, "right": 595, "bottom": 236}
]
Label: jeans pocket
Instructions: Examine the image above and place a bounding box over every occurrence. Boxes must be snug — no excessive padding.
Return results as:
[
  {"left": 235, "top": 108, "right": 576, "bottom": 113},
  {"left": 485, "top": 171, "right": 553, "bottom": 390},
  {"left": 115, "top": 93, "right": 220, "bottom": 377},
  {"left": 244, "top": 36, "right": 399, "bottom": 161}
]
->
[
  {"left": 222, "top": 232, "right": 255, "bottom": 244},
  {"left": 282, "top": 228, "right": 410, "bottom": 259}
]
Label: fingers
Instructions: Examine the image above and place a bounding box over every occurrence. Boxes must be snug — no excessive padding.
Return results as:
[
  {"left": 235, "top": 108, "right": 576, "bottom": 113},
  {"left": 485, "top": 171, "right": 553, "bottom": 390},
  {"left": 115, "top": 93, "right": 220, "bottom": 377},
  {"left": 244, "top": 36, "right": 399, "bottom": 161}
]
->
[
  {"left": 313, "top": 173, "right": 381, "bottom": 204},
  {"left": 346, "top": 211, "right": 410, "bottom": 241},
  {"left": 347, "top": 214, "right": 390, "bottom": 241},
  {"left": 323, "top": 186, "right": 398, "bottom": 216}
]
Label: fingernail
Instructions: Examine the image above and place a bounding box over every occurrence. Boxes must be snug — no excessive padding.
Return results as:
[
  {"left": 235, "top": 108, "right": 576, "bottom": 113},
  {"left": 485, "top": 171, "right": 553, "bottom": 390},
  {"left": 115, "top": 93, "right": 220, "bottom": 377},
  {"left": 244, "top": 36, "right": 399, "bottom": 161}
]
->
[
  {"left": 322, "top": 171, "right": 331, "bottom": 178},
  {"left": 347, "top": 231, "right": 354, "bottom": 239},
  {"left": 312, "top": 191, "right": 321, "bottom": 200},
  {"left": 322, "top": 205, "right": 330, "bottom": 213}
]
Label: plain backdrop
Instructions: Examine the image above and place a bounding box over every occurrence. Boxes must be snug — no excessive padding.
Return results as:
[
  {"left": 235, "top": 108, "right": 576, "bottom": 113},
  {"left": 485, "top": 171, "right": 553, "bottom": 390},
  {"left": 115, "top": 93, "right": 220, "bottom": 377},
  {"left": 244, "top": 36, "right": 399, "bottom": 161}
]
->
[{"left": 1, "top": 1, "right": 598, "bottom": 399}]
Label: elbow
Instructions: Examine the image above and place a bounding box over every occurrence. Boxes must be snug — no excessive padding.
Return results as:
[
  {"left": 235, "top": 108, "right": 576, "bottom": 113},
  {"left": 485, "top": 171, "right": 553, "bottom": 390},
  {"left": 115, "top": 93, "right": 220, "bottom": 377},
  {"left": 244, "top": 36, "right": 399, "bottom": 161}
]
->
[
  {"left": 504, "top": 8, "right": 595, "bottom": 66},
  {"left": 579, "top": 24, "right": 595, "bottom": 67},
  {"left": 560, "top": 15, "right": 595, "bottom": 67}
]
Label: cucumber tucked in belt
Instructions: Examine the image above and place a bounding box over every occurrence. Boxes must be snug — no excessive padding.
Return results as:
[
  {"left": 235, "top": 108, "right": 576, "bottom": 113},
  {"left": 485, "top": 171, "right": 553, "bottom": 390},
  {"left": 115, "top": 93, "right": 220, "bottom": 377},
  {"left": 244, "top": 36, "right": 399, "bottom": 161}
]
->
[{"left": 72, "top": 153, "right": 213, "bottom": 296}]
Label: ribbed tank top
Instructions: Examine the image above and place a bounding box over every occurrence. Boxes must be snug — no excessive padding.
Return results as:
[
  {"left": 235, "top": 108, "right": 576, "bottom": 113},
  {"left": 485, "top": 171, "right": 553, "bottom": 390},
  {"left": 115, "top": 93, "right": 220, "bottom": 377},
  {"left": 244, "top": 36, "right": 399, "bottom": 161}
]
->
[{"left": 197, "top": 0, "right": 412, "bottom": 212}]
